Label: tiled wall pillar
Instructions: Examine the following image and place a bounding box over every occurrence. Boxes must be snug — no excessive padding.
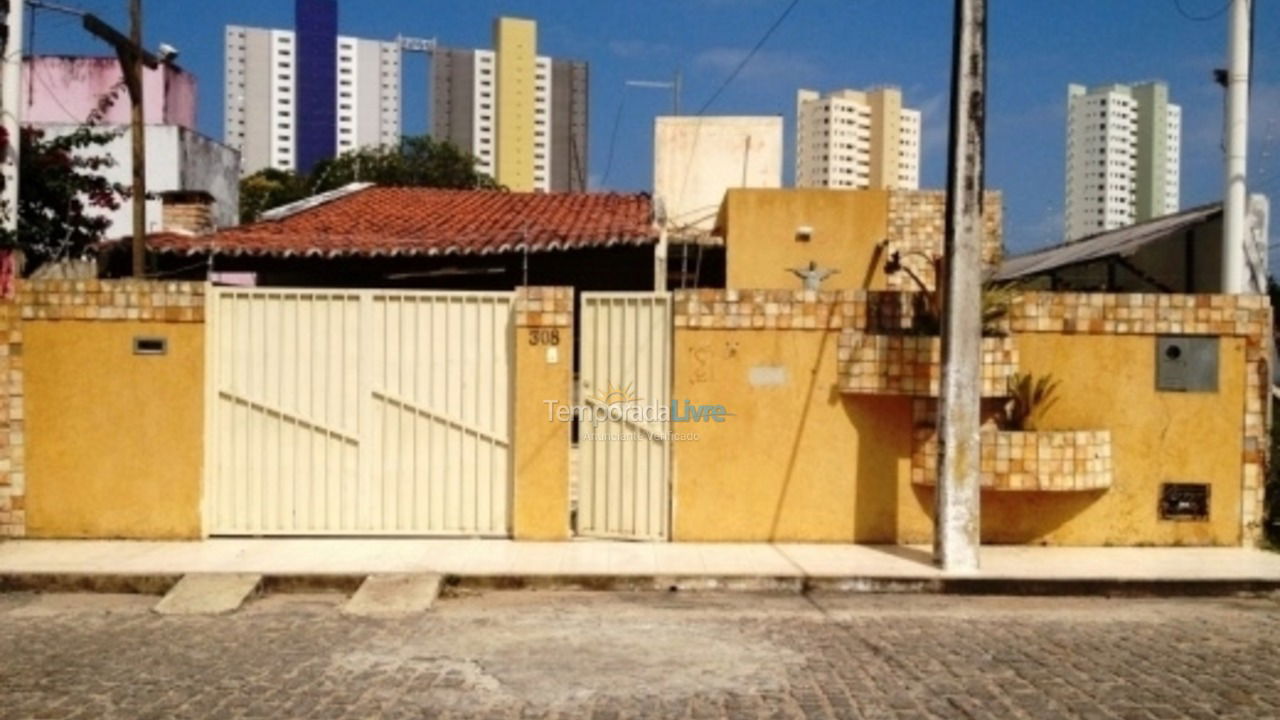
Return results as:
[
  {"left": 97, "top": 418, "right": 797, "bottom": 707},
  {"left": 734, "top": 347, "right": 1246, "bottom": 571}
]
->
[
  {"left": 511, "top": 287, "right": 574, "bottom": 540},
  {"left": 0, "top": 301, "right": 24, "bottom": 537},
  {"left": 884, "top": 190, "right": 1003, "bottom": 291}
]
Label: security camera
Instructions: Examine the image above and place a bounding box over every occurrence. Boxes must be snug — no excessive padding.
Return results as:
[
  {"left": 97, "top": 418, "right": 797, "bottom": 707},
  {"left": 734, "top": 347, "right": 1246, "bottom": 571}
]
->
[{"left": 158, "top": 43, "right": 180, "bottom": 62}]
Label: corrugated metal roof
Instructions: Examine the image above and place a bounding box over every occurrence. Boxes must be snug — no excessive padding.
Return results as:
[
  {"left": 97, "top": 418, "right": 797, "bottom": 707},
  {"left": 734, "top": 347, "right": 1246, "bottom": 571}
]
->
[{"left": 995, "top": 203, "right": 1222, "bottom": 281}]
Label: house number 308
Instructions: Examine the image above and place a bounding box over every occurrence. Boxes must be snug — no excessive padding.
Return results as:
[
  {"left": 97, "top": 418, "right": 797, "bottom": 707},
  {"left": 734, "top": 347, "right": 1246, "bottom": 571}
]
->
[{"left": 528, "top": 329, "right": 561, "bottom": 346}]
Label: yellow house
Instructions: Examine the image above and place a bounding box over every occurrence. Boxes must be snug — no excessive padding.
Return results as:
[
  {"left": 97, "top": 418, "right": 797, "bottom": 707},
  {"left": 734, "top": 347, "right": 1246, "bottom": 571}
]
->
[{"left": 669, "top": 188, "right": 1267, "bottom": 547}]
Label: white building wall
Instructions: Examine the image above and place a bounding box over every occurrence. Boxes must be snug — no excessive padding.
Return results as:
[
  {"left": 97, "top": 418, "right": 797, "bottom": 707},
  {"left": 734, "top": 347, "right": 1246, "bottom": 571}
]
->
[
  {"left": 654, "top": 116, "right": 783, "bottom": 234},
  {"left": 897, "top": 109, "right": 921, "bottom": 190},
  {"left": 1164, "top": 104, "right": 1181, "bottom": 214},
  {"left": 533, "top": 56, "right": 552, "bottom": 192},
  {"left": 336, "top": 37, "right": 358, "bottom": 153},
  {"left": 472, "top": 50, "right": 497, "bottom": 178},
  {"left": 224, "top": 27, "right": 246, "bottom": 148},
  {"left": 42, "top": 124, "right": 241, "bottom": 235},
  {"left": 378, "top": 42, "right": 402, "bottom": 147},
  {"left": 267, "top": 30, "right": 297, "bottom": 171}
]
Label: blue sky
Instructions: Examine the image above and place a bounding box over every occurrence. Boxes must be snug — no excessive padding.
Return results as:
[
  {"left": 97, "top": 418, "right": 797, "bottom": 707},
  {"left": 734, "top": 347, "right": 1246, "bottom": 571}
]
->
[{"left": 30, "top": 0, "right": 1280, "bottom": 255}]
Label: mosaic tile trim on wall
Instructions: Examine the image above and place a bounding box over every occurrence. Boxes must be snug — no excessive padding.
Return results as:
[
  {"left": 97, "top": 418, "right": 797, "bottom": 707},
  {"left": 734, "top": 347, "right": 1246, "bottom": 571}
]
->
[
  {"left": 837, "top": 334, "right": 1018, "bottom": 397},
  {"left": 19, "top": 280, "right": 206, "bottom": 323},
  {"left": 515, "top": 286, "right": 573, "bottom": 328},
  {"left": 911, "top": 428, "right": 1114, "bottom": 492},
  {"left": 884, "top": 190, "right": 1003, "bottom": 292}
]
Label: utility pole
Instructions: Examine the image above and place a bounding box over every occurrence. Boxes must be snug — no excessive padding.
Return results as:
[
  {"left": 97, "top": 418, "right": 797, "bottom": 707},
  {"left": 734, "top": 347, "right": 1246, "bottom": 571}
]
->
[
  {"left": 128, "top": 0, "right": 145, "bottom": 277},
  {"left": 935, "top": 0, "right": 986, "bottom": 572},
  {"left": 1, "top": 0, "right": 24, "bottom": 236},
  {"left": 25, "top": 1, "right": 160, "bottom": 277},
  {"left": 1221, "top": 0, "right": 1251, "bottom": 294}
]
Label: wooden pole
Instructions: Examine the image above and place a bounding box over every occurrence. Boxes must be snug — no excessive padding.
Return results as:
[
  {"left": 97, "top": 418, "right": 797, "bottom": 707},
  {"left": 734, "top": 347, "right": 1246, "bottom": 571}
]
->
[{"left": 129, "top": 0, "right": 145, "bottom": 277}]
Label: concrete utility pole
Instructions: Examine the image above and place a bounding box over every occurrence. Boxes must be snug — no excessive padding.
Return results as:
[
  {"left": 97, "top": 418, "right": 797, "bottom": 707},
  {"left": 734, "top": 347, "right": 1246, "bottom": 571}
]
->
[
  {"left": 128, "top": 0, "right": 145, "bottom": 277},
  {"left": 935, "top": 0, "right": 987, "bottom": 572},
  {"left": 1221, "top": 0, "right": 1251, "bottom": 294},
  {"left": 1, "top": 0, "right": 25, "bottom": 235}
]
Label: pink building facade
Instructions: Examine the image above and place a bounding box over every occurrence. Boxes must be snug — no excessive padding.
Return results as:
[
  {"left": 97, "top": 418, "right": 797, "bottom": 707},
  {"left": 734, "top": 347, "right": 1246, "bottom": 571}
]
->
[{"left": 20, "top": 56, "right": 196, "bottom": 129}]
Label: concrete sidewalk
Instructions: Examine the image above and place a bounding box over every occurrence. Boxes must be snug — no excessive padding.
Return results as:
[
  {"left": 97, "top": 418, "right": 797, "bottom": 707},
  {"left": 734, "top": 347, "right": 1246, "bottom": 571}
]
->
[{"left": 2, "top": 539, "right": 1280, "bottom": 594}]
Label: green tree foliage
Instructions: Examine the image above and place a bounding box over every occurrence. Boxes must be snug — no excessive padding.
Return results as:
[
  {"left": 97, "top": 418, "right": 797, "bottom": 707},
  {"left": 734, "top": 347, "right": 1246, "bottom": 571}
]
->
[
  {"left": 0, "top": 126, "right": 126, "bottom": 275},
  {"left": 241, "top": 136, "right": 499, "bottom": 223},
  {"left": 238, "top": 167, "right": 312, "bottom": 224}
]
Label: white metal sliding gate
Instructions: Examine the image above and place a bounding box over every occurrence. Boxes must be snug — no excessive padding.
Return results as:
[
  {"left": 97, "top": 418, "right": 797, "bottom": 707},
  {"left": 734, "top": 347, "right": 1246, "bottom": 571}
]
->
[
  {"left": 577, "top": 293, "right": 672, "bottom": 540},
  {"left": 206, "top": 288, "right": 514, "bottom": 536}
]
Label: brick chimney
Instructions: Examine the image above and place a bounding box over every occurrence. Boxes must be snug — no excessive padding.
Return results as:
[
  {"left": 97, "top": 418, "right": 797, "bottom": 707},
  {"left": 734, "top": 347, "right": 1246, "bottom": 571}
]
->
[{"left": 160, "top": 191, "right": 216, "bottom": 235}]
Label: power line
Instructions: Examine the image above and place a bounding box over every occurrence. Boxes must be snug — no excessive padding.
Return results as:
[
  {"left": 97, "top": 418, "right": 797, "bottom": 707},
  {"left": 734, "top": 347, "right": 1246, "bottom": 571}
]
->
[
  {"left": 1172, "top": 0, "right": 1231, "bottom": 21},
  {"left": 600, "top": 91, "right": 627, "bottom": 187},
  {"left": 668, "top": 0, "right": 802, "bottom": 212},
  {"left": 695, "top": 0, "right": 801, "bottom": 115}
]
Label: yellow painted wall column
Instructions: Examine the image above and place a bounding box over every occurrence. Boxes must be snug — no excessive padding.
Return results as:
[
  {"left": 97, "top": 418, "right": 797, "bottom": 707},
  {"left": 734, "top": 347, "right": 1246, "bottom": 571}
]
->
[{"left": 512, "top": 286, "right": 573, "bottom": 540}]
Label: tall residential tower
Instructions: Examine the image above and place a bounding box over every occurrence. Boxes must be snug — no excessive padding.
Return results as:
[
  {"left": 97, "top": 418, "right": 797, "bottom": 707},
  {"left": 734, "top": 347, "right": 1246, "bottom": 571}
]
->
[
  {"left": 1064, "top": 81, "right": 1181, "bottom": 241},
  {"left": 794, "top": 87, "right": 920, "bottom": 190},
  {"left": 225, "top": 24, "right": 401, "bottom": 175},
  {"left": 431, "top": 17, "right": 588, "bottom": 192}
]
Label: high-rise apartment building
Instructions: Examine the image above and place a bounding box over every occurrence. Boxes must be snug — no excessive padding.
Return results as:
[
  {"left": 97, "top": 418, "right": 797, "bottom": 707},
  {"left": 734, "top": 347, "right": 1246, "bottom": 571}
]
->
[
  {"left": 295, "top": 0, "right": 338, "bottom": 174},
  {"left": 1064, "top": 81, "right": 1180, "bottom": 241},
  {"left": 794, "top": 87, "right": 920, "bottom": 190},
  {"left": 431, "top": 17, "right": 588, "bottom": 192},
  {"left": 225, "top": 22, "right": 401, "bottom": 175}
]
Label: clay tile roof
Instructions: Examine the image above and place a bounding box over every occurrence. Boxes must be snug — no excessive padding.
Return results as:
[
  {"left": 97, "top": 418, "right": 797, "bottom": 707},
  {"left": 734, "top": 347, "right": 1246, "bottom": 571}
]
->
[{"left": 147, "top": 186, "right": 657, "bottom": 258}]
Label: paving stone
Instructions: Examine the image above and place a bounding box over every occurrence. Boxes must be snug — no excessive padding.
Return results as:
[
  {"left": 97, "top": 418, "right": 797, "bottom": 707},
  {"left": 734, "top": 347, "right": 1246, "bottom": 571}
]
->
[
  {"left": 152, "top": 573, "right": 261, "bottom": 616},
  {"left": 1, "top": 592, "right": 1278, "bottom": 719},
  {"left": 342, "top": 573, "right": 442, "bottom": 617}
]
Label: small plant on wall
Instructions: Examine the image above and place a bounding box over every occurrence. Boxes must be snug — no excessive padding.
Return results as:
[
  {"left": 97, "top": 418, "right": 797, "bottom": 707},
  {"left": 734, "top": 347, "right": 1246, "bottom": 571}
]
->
[
  {"left": 998, "top": 372, "right": 1061, "bottom": 431},
  {"left": 883, "top": 251, "right": 1017, "bottom": 336}
]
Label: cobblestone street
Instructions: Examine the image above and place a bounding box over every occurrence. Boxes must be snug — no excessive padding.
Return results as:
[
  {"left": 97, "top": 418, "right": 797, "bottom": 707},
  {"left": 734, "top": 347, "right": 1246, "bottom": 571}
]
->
[{"left": 2, "top": 590, "right": 1279, "bottom": 719}]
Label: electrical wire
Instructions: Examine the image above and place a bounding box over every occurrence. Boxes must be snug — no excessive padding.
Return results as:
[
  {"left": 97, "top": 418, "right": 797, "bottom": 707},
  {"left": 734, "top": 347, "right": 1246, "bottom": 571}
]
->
[
  {"left": 665, "top": 0, "right": 803, "bottom": 268},
  {"left": 600, "top": 91, "right": 627, "bottom": 187},
  {"left": 695, "top": 0, "right": 802, "bottom": 116},
  {"left": 1172, "top": 0, "right": 1231, "bottom": 21}
]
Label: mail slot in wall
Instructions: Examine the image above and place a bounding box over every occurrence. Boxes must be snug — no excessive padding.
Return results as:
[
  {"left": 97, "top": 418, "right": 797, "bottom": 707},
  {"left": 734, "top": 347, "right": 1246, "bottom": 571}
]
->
[
  {"left": 1155, "top": 336, "right": 1217, "bottom": 392},
  {"left": 133, "top": 336, "right": 168, "bottom": 356}
]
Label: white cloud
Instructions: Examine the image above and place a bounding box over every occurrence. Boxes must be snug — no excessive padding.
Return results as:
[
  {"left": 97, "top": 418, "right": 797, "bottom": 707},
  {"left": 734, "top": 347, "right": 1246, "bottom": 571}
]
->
[
  {"left": 691, "top": 47, "right": 822, "bottom": 88},
  {"left": 911, "top": 90, "right": 948, "bottom": 156},
  {"left": 608, "top": 40, "right": 673, "bottom": 60}
]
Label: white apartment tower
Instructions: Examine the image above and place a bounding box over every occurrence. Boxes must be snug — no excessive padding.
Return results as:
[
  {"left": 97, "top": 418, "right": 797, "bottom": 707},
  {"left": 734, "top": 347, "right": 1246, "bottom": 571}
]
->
[
  {"left": 795, "top": 87, "right": 920, "bottom": 190},
  {"left": 225, "top": 25, "right": 402, "bottom": 175},
  {"left": 1065, "top": 82, "right": 1181, "bottom": 241}
]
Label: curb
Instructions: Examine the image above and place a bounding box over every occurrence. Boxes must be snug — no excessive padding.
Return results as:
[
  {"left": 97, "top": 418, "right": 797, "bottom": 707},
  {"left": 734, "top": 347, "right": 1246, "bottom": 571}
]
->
[{"left": 5, "top": 572, "right": 1280, "bottom": 598}]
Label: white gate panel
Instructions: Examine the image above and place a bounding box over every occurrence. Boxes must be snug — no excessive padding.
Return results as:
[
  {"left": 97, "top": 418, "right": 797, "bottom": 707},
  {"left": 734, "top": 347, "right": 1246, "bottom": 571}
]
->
[
  {"left": 578, "top": 293, "right": 671, "bottom": 540},
  {"left": 207, "top": 288, "right": 513, "bottom": 536}
]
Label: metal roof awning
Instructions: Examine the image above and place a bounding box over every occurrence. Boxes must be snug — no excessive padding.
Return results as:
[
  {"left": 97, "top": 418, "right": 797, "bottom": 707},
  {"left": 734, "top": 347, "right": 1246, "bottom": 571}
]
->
[{"left": 995, "top": 203, "right": 1222, "bottom": 281}]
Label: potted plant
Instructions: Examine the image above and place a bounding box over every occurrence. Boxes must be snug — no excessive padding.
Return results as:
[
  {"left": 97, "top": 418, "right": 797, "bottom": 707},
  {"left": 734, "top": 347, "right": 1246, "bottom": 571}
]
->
[{"left": 911, "top": 371, "right": 1113, "bottom": 492}]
